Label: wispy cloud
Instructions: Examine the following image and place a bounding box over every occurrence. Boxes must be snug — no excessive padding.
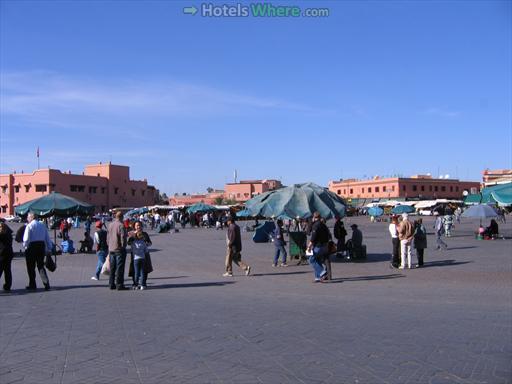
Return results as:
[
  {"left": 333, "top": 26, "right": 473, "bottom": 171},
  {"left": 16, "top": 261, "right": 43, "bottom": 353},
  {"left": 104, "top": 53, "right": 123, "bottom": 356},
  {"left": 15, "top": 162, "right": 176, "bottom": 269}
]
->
[
  {"left": 423, "top": 107, "right": 461, "bottom": 118},
  {"left": 0, "top": 71, "right": 326, "bottom": 131}
]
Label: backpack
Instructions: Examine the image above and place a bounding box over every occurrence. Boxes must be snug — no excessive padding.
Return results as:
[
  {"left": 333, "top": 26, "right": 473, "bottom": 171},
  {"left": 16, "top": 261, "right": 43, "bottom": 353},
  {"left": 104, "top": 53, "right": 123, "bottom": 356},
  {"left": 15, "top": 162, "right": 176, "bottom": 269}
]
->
[
  {"left": 96, "top": 229, "right": 108, "bottom": 251},
  {"left": 15, "top": 225, "right": 26, "bottom": 243}
]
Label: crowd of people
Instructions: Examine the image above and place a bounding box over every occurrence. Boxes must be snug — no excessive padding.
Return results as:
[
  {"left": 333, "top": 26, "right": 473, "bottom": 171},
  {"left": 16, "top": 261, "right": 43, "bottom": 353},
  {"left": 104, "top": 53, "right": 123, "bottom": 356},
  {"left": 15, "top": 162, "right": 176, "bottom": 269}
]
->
[{"left": 0, "top": 206, "right": 507, "bottom": 292}]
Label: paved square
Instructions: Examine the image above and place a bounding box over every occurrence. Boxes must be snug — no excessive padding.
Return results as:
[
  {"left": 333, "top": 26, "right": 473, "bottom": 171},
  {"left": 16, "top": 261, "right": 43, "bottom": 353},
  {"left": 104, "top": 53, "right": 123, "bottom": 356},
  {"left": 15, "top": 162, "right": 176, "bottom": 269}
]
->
[{"left": 1, "top": 216, "right": 511, "bottom": 384}]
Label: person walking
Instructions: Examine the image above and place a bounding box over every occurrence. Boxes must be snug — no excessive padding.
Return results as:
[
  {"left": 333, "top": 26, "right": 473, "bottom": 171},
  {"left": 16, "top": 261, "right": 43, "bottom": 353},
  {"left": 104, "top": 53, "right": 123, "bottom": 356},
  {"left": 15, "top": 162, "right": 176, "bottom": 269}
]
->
[
  {"left": 91, "top": 221, "right": 108, "bottom": 280},
  {"left": 434, "top": 215, "right": 448, "bottom": 250},
  {"left": 443, "top": 213, "right": 453, "bottom": 237},
  {"left": 388, "top": 215, "right": 400, "bottom": 268},
  {"left": 107, "top": 211, "right": 128, "bottom": 290},
  {"left": 333, "top": 216, "right": 347, "bottom": 258},
  {"left": 223, "top": 216, "right": 251, "bottom": 277},
  {"left": 272, "top": 219, "right": 288, "bottom": 267},
  {"left": 398, "top": 213, "right": 414, "bottom": 269},
  {"left": 0, "top": 222, "right": 14, "bottom": 292},
  {"left": 23, "top": 213, "right": 52, "bottom": 291},
  {"left": 413, "top": 218, "right": 427, "bottom": 267},
  {"left": 307, "top": 212, "right": 330, "bottom": 282}
]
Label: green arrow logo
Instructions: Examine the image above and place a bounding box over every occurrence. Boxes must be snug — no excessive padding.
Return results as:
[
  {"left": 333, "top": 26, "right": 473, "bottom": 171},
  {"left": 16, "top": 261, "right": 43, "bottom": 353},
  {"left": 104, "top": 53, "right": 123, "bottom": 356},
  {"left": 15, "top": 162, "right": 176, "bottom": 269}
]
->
[{"left": 183, "top": 6, "right": 198, "bottom": 15}]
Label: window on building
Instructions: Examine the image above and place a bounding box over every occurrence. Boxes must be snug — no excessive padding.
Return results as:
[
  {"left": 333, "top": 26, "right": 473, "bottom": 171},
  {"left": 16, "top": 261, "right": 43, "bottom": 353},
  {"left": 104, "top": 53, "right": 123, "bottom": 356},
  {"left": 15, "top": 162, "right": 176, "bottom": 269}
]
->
[
  {"left": 89, "top": 186, "right": 97, "bottom": 194},
  {"left": 244, "top": 193, "right": 249, "bottom": 198},
  {"left": 368, "top": 187, "right": 372, "bottom": 193},
  {"left": 337, "top": 190, "right": 341, "bottom": 195},
  {"left": 402, "top": 185, "right": 406, "bottom": 191},
  {"left": 141, "top": 190, "right": 145, "bottom": 196},
  {"left": 362, "top": 188, "right": 365, "bottom": 193},
  {"left": 383, "top": 186, "right": 386, "bottom": 192},
  {"left": 392, "top": 186, "right": 395, "bottom": 192},
  {"left": 35, "top": 184, "right": 47, "bottom": 192},
  {"left": 237, "top": 193, "right": 241, "bottom": 198},
  {"left": 350, "top": 188, "right": 353, "bottom": 194},
  {"left": 429, "top": 185, "right": 433, "bottom": 192},
  {"left": 343, "top": 189, "right": 346, "bottom": 194},
  {"left": 450, "top": 186, "right": 453, "bottom": 192},
  {"left": 1, "top": 206, "right": 6, "bottom": 213},
  {"left": 456, "top": 186, "right": 459, "bottom": 192},
  {"left": 14, "top": 186, "right": 20, "bottom": 193},
  {"left": 70, "top": 185, "right": 77, "bottom": 192},
  {"left": 421, "top": 185, "right": 425, "bottom": 192},
  {"left": 434, "top": 186, "right": 438, "bottom": 192},
  {"left": 441, "top": 186, "right": 446, "bottom": 192},
  {"left": 131, "top": 189, "right": 136, "bottom": 197},
  {"left": 25, "top": 185, "right": 31, "bottom": 192},
  {"left": 101, "top": 187, "right": 106, "bottom": 194},
  {"left": 78, "top": 185, "right": 85, "bottom": 192},
  {"left": 412, "top": 185, "right": 417, "bottom": 191},
  {"left": 114, "top": 187, "right": 119, "bottom": 195},
  {"left": 1, "top": 185, "right": 6, "bottom": 194},
  {"left": 375, "top": 187, "right": 380, "bottom": 192}
]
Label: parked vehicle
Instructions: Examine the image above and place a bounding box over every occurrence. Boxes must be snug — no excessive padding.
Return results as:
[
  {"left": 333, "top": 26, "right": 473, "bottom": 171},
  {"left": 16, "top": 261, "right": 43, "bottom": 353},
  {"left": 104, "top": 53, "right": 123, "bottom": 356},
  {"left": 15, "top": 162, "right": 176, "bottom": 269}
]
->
[{"left": 3, "top": 215, "right": 21, "bottom": 222}]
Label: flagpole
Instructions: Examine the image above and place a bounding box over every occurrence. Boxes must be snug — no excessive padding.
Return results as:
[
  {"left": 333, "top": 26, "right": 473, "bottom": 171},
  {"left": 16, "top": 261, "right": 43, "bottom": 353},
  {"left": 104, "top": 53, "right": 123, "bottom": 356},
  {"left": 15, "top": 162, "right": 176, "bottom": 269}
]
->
[{"left": 37, "top": 147, "right": 40, "bottom": 169}]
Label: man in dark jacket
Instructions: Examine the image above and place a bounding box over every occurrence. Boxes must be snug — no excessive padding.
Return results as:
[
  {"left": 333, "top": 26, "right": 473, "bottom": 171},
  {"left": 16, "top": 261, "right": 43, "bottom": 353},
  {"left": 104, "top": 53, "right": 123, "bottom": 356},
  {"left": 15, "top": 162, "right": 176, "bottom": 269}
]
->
[
  {"left": 107, "top": 211, "right": 127, "bottom": 290},
  {"left": 272, "top": 219, "right": 287, "bottom": 267},
  {"left": 223, "top": 216, "right": 251, "bottom": 277},
  {"left": 333, "top": 216, "right": 347, "bottom": 257},
  {"left": 307, "top": 212, "right": 330, "bottom": 282},
  {"left": 0, "top": 222, "right": 14, "bottom": 292}
]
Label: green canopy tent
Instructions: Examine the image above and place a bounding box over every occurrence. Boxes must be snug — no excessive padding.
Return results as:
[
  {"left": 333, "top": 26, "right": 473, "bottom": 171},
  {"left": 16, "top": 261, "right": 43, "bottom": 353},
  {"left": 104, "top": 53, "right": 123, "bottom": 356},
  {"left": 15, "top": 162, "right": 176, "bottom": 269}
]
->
[
  {"left": 244, "top": 182, "right": 346, "bottom": 220},
  {"left": 186, "top": 203, "right": 217, "bottom": 213},
  {"left": 464, "top": 183, "right": 512, "bottom": 206},
  {"left": 15, "top": 192, "right": 95, "bottom": 218},
  {"left": 15, "top": 192, "right": 95, "bottom": 262}
]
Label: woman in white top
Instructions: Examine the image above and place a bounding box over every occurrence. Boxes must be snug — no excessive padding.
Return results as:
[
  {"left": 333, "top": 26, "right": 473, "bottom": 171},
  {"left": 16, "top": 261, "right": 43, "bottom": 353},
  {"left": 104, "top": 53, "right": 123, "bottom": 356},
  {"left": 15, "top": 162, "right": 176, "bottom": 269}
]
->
[{"left": 388, "top": 215, "right": 400, "bottom": 268}]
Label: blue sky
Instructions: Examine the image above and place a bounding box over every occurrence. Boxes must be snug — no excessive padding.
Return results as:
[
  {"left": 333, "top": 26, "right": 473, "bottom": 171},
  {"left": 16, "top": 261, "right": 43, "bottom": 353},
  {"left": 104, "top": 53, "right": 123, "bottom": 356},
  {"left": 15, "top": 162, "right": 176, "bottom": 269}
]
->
[{"left": 1, "top": 0, "right": 510, "bottom": 195}]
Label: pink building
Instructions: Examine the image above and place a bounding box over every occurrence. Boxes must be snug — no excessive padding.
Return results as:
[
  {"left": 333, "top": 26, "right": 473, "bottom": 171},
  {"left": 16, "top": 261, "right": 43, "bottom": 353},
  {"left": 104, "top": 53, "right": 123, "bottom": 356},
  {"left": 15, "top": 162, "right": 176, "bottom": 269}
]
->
[
  {"left": 482, "top": 169, "right": 512, "bottom": 186},
  {"left": 0, "top": 162, "right": 159, "bottom": 217},
  {"left": 328, "top": 175, "right": 480, "bottom": 201},
  {"left": 224, "top": 179, "right": 282, "bottom": 202},
  {"left": 169, "top": 191, "right": 224, "bottom": 206}
]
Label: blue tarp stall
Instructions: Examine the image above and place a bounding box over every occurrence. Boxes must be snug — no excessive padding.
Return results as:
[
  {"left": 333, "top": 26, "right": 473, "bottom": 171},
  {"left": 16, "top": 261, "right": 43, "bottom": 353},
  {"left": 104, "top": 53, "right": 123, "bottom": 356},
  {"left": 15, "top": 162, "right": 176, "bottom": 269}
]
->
[
  {"left": 236, "top": 209, "right": 252, "bottom": 218},
  {"left": 252, "top": 221, "right": 276, "bottom": 243}
]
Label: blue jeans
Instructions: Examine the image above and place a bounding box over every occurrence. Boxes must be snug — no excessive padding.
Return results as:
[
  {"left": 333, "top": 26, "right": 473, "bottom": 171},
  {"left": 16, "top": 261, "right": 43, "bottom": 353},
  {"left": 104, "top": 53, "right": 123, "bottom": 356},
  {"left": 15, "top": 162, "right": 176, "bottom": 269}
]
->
[
  {"left": 94, "top": 250, "right": 107, "bottom": 279},
  {"left": 133, "top": 258, "right": 146, "bottom": 287},
  {"left": 436, "top": 232, "right": 447, "bottom": 249},
  {"left": 309, "top": 245, "right": 327, "bottom": 280},
  {"left": 273, "top": 244, "right": 287, "bottom": 265}
]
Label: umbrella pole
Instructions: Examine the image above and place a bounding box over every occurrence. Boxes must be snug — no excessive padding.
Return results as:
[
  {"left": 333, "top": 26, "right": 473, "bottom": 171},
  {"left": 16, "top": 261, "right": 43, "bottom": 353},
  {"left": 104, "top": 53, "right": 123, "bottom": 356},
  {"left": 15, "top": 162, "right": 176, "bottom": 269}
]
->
[{"left": 53, "top": 227, "right": 57, "bottom": 266}]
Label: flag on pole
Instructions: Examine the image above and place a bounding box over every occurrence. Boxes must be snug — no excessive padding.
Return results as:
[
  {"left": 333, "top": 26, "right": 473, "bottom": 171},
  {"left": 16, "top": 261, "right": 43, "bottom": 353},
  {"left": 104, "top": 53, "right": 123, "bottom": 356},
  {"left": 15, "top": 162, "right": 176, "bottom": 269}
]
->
[{"left": 37, "top": 146, "right": 40, "bottom": 158}]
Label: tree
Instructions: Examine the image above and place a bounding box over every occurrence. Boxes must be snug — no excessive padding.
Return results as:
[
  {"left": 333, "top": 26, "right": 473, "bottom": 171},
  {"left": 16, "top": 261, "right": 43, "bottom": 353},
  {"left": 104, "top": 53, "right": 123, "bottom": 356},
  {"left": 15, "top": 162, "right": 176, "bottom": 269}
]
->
[
  {"left": 214, "top": 196, "right": 224, "bottom": 205},
  {"left": 207, "top": 187, "right": 214, "bottom": 193},
  {"left": 158, "top": 192, "right": 169, "bottom": 205}
]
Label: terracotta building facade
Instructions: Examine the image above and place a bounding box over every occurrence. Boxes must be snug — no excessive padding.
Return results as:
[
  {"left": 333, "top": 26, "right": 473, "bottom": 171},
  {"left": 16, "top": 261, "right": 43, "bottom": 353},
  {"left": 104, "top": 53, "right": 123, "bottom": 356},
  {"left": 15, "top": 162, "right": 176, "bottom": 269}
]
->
[
  {"left": 224, "top": 179, "right": 282, "bottom": 202},
  {"left": 482, "top": 169, "right": 512, "bottom": 186},
  {"left": 0, "top": 162, "right": 158, "bottom": 217},
  {"left": 328, "top": 175, "right": 480, "bottom": 201}
]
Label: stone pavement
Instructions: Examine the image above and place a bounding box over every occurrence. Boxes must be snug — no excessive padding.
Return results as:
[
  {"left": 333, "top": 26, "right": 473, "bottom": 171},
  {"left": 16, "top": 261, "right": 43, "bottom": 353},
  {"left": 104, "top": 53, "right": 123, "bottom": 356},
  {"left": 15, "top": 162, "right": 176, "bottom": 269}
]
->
[{"left": 1, "top": 216, "right": 511, "bottom": 384}]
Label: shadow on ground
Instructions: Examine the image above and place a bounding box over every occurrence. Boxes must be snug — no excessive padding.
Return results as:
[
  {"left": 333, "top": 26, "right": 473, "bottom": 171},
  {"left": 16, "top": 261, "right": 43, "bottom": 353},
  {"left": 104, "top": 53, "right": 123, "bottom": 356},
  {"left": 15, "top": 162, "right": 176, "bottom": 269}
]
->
[
  {"left": 422, "top": 259, "right": 473, "bottom": 268},
  {"left": 252, "top": 271, "right": 309, "bottom": 277},
  {"left": 330, "top": 253, "right": 390, "bottom": 263},
  {"left": 328, "top": 273, "right": 405, "bottom": 283},
  {"left": 148, "top": 281, "right": 236, "bottom": 289}
]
